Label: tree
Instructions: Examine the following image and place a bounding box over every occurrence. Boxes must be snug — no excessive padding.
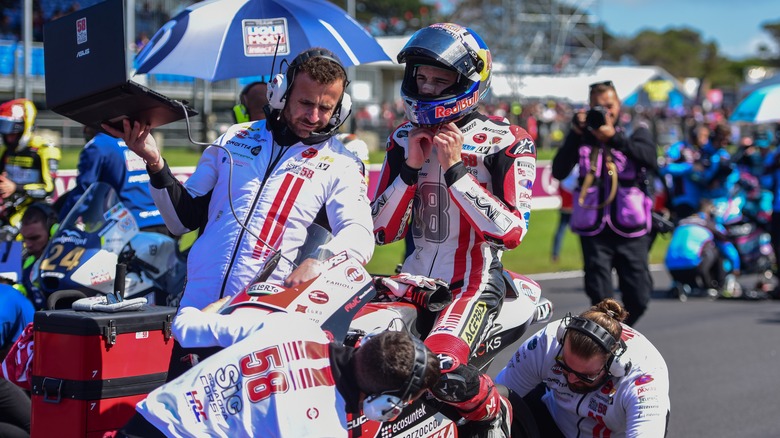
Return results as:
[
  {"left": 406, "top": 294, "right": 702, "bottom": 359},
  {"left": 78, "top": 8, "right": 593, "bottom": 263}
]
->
[{"left": 760, "top": 20, "right": 780, "bottom": 66}]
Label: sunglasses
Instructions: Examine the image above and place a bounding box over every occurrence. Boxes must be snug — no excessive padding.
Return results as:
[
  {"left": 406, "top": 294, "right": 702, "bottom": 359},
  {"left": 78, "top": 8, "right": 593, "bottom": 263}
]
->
[
  {"left": 555, "top": 353, "right": 605, "bottom": 384},
  {"left": 589, "top": 80, "right": 614, "bottom": 90}
]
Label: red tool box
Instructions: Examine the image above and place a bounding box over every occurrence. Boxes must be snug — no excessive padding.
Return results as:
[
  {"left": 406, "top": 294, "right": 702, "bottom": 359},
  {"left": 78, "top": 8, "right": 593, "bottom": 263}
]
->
[{"left": 30, "top": 306, "right": 177, "bottom": 438}]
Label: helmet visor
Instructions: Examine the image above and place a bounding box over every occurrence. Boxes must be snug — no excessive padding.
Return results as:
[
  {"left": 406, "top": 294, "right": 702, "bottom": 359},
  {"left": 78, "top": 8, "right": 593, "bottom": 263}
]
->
[
  {"left": 0, "top": 117, "right": 23, "bottom": 135},
  {"left": 398, "top": 26, "right": 479, "bottom": 79}
]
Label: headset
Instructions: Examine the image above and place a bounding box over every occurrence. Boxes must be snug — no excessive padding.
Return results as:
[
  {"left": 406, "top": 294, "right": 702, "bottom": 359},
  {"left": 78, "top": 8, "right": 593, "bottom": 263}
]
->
[
  {"left": 556, "top": 313, "right": 631, "bottom": 377},
  {"left": 266, "top": 48, "right": 352, "bottom": 133},
  {"left": 232, "top": 81, "right": 267, "bottom": 124},
  {"left": 23, "top": 202, "right": 58, "bottom": 237},
  {"left": 362, "top": 334, "right": 429, "bottom": 422}
]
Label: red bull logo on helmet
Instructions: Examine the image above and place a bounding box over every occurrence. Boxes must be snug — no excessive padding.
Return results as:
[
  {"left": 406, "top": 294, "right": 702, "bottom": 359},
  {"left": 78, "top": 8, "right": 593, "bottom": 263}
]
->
[{"left": 434, "top": 91, "right": 479, "bottom": 120}]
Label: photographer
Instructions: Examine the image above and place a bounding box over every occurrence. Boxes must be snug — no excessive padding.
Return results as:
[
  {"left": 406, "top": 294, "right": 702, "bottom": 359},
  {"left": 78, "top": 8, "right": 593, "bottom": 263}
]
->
[{"left": 552, "top": 81, "right": 658, "bottom": 326}]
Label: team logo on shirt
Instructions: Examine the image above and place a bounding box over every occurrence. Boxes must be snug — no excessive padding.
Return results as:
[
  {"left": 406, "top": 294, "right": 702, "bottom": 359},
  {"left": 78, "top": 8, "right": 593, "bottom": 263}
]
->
[
  {"left": 635, "top": 374, "right": 654, "bottom": 386},
  {"left": 345, "top": 267, "right": 365, "bottom": 283},
  {"left": 308, "top": 290, "right": 329, "bottom": 304},
  {"left": 306, "top": 407, "right": 320, "bottom": 419},
  {"left": 251, "top": 146, "right": 261, "bottom": 156},
  {"left": 186, "top": 391, "right": 208, "bottom": 422},
  {"left": 302, "top": 147, "right": 318, "bottom": 158},
  {"left": 473, "top": 133, "right": 487, "bottom": 144}
]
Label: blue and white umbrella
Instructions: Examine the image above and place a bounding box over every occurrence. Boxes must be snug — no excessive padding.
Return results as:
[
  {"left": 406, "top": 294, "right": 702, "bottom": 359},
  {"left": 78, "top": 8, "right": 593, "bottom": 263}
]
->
[
  {"left": 730, "top": 83, "right": 780, "bottom": 124},
  {"left": 134, "top": 0, "right": 391, "bottom": 82}
]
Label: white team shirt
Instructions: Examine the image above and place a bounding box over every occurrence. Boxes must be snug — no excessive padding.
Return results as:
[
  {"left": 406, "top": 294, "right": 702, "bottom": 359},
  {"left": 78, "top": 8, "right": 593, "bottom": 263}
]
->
[
  {"left": 151, "top": 120, "right": 374, "bottom": 311},
  {"left": 137, "top": 313, "right": 348, "bottom": 437},
  {"left": 496, "top": 320, "right": 670, "bottom": 438}
]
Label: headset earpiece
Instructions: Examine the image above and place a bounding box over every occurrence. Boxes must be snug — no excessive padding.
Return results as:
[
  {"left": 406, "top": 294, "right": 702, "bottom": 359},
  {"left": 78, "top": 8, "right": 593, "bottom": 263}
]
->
[
  {"left": 329, "top": 92, "right": 352, "bottom": 128},
  {"left": 267, "top": 73, "right": 288, "bottom": 111},
  {"left": 556, "top": 314, "right": 631, "bottom": 378},
  {"left": 361, "top": 334, "right": 428, "bottom": 422}
]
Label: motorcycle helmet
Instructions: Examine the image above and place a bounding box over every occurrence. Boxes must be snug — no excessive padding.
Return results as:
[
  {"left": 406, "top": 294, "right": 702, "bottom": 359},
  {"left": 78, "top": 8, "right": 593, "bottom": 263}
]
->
[
  {"left": 0, "top": 98, "right": 37, "bottom": 148},
  {"left": 398, "top": 23, "right": 492, "bottom": 127}
]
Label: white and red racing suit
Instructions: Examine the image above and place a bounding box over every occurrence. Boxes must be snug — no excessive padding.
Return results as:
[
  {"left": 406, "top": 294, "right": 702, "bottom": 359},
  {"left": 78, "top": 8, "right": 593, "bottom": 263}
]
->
[
  {"left": 136, "top": 312, "right": 353, "bottom": 438},
  {"left": 148, "top": 120, "right": 374, "bottom": 311},
  {"left": 495, "top": 320, "right": 671, "bottom": 438},
  {"left": 371, "top": 112, "right": 536, "bottom": 420}
]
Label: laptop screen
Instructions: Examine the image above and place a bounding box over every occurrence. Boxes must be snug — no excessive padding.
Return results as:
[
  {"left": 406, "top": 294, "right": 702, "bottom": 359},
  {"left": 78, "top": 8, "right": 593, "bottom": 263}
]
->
[{"left": 44, "top": 0, "right": 129, "bottom": 108}]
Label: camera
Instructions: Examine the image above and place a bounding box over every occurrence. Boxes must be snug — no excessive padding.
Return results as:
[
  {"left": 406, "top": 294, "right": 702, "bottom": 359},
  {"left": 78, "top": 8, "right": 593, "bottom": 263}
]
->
[{"left": 585, "top": 106, "right": 609, "bottom": 130}]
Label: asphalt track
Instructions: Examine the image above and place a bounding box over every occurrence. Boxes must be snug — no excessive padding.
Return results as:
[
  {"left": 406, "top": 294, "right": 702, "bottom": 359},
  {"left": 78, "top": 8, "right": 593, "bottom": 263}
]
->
[{"left": 486, "top": 267, "right": 779, "bottom": 438}]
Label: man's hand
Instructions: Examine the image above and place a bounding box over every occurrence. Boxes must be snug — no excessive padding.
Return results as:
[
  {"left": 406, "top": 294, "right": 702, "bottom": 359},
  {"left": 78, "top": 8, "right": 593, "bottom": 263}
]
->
[
  {"left": 406, "top": 127, "right": 434, "bottom": 168},
  {"left": 571, "top": 110, "right": 587, "bottom": 135},
  {"left": 0, "top": 174, "right": 16, "bottom": 199},
  {"left": 590, "top": 122, "right": 616, "bottom": 143},
  {"left": 284, "top": 258, "right": 324, "bottom": 287},
  {"left": 433, "top": 122, "right": 464, "bottom": 171},
  {"left": 102, "top": 120, "right": 163, "bottom": 173}
]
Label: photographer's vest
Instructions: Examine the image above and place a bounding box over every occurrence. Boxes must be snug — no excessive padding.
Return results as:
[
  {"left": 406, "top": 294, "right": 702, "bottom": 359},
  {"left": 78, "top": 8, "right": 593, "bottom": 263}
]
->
[{"left": 571, "top": 139, "right": 653, "bottom": 238}]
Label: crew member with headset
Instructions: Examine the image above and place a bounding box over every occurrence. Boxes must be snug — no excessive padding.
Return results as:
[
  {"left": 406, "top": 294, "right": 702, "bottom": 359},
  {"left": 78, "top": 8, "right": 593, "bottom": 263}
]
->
[
  {"left": 495, "top": 298, "right": 670, "bottom": 438},
  {"left": 118, "top": 310, "right": 440, "bottom": 437},
  {"left": 104, "top": 47, "right": 374, "bottom": 378}
]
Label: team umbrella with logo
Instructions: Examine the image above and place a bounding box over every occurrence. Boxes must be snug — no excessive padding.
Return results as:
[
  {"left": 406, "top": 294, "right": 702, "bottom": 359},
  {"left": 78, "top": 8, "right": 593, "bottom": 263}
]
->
[{"left": 134, "top": 0, "right": 391, "bottom": 82}]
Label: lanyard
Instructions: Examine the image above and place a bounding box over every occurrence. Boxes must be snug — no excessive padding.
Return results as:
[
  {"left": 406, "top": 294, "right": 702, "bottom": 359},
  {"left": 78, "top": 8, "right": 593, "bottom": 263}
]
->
[{"left": 578, "top": 144, "right": 618, "bottom": 209}]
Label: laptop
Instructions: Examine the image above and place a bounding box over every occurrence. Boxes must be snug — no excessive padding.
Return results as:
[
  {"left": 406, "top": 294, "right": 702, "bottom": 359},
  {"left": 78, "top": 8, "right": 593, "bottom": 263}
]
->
[{"left": 43, "top": 0, "right": 197, "bottom": 130}]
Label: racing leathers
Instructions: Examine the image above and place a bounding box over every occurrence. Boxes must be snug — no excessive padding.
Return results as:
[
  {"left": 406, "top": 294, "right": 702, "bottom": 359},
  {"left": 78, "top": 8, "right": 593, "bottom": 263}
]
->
[
  {"left": 496, "top": 320, "right": 670, "bottom": 438},
  {"left": 136, "top": 312, "right": 359, "bottom": 438},
  {"left": 371, "top": 112, "right": 535, "bottom": 421},
  {"left": 148, "top": 120, "right": 373, "bottom": 312},
  {"left": 59, "top": 133, "right": 164, "bottom": 230},
  {"left": 0, "top": 135, "right": 60, "bottom": 227}
]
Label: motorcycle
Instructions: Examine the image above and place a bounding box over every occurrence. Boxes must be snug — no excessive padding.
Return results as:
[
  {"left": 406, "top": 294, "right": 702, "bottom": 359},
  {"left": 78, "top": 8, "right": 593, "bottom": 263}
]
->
[
  {"left": 220, "top": 224, "right": 554, "bottom": 438},
  {"left": 31, "top": 182, "right": 186, "bottom": 310}
]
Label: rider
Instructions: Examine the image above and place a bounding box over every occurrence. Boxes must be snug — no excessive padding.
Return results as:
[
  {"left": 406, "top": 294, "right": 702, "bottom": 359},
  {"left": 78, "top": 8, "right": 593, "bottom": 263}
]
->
[
  {"left": 495, "top": 298, "right": 670, "bottom": 438},
  {"left": 371, "top": 23, "right": 536, "bottom": 436},
  {"left": 120, "top": 311, "right": 441, "bottom": 438},
  {"left": 57, "top": 126, "right": 167, "bottom": 234},
  {"left": 0, "top": 98, "right": 61, "bottom": 229}
]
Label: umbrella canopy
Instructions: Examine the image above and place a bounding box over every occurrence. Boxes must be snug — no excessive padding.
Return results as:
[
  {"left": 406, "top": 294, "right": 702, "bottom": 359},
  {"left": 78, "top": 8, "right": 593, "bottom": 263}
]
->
[
  {"left": 730, "top": 83, "right": 780, "bottom": 124},
  {"left": 134, "top": 0, "right": 391, "bottom": 82}
]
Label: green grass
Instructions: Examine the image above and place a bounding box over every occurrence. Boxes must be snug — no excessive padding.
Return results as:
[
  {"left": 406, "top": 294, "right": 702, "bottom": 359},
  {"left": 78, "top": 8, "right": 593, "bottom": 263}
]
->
[
  {"left": 366, "top": 209, "right": 670, "bottom": 275},
  {"left": 60, "top": 147, "right": 203, "bottom": 170}
]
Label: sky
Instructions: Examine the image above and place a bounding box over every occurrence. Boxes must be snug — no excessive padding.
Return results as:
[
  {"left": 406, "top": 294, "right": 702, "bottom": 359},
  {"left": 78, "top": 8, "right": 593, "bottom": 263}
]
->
[{"left": 595, "top": 0, "right": 778, "bottom": 59}]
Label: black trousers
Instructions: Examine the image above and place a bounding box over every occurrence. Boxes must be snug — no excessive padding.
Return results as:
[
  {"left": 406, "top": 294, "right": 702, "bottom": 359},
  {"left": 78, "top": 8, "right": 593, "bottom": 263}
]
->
[
  {"left": 507, "top": 384, "right": 564, "bottom": 438},
  {"left": 579, "top": 229, "right": 652, "bottom": 326},
  {"left": 0, "top": 378, "right": 30, "bottom": 437}
]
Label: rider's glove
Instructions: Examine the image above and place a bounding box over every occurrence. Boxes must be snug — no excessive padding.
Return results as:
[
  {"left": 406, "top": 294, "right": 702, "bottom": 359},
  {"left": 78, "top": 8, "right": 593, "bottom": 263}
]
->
[{"left": 376, "top": 273, "right": 452, "bottom": 312}]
